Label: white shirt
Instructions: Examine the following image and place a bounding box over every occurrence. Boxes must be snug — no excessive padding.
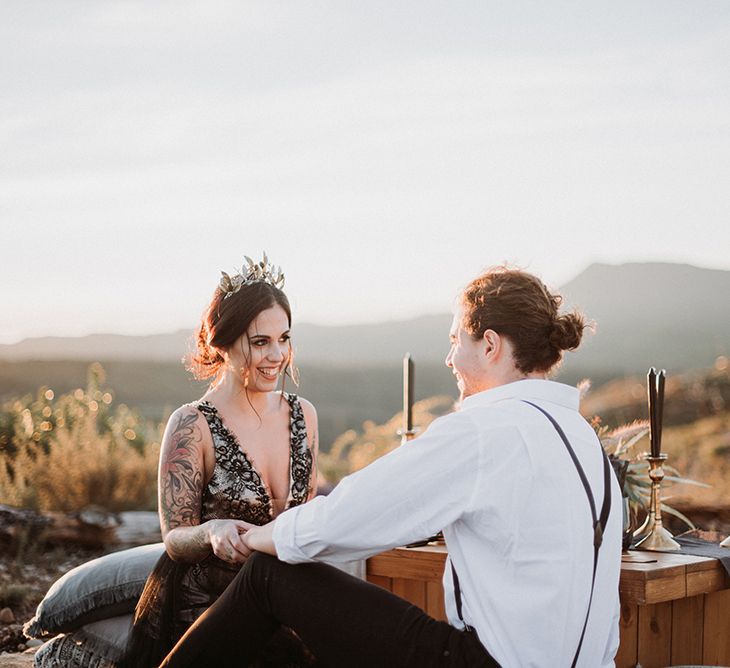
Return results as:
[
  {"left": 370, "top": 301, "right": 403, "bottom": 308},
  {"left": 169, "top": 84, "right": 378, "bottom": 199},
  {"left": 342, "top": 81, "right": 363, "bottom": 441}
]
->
[{"left": 273, "top": 379, "right": 622, "bottom": 667}]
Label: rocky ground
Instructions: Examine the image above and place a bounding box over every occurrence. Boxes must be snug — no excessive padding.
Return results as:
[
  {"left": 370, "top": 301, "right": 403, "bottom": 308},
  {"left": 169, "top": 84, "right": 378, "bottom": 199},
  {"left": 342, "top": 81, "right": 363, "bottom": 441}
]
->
[{"left": 0, "top": 543, "right": 105, "bottom": 656}]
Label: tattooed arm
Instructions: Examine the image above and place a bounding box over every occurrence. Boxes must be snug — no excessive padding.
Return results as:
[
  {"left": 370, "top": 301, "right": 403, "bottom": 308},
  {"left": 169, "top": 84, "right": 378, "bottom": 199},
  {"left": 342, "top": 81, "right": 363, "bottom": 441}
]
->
[
  {"left": 159, "top": 406, "right": 251, "bottom": 563},
  {"left": 158, "top": 406, "right": 209, "bottom": 562}
]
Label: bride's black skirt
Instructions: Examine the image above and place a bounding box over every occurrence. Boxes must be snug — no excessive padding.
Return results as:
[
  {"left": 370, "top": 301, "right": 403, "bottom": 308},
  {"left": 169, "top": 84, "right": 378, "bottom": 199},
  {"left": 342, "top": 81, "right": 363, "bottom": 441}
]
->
[{"left": 120, "top": 551, "right": 316, "bottom": 668}]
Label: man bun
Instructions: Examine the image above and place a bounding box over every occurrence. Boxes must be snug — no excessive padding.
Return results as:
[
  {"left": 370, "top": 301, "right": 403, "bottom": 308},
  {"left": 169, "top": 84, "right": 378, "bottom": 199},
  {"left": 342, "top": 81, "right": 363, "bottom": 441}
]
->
[
  {"left": 548, "top": 312, "right": 586, "bottom": 352},
  {"left": 460, "top": 266, "right": 588, "bottom": 374}
]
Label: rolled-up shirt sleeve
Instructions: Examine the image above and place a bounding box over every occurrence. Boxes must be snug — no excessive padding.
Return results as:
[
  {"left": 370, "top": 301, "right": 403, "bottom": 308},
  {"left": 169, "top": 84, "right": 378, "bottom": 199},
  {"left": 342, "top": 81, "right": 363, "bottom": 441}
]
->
[{"left": 273, "top": 410, "right": 483, "bottom": 564}]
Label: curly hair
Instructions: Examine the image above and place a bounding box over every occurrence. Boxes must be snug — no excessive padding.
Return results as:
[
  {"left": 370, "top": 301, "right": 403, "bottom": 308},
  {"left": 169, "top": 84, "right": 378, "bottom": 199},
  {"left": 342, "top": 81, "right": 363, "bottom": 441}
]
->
[{"left": 460, "top": 266, "right": 587, "bottom": 373}]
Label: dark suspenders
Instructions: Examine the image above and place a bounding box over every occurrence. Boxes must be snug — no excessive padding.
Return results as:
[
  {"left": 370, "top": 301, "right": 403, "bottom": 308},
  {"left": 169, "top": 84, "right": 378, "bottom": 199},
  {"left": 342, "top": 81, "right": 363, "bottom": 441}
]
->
[{"left": 450, "top": 400, "right": 612, "bottom": 667}]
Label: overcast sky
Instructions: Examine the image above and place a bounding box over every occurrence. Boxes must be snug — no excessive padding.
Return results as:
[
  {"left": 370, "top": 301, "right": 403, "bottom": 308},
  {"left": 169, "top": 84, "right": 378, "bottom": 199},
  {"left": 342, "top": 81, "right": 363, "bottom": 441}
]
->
[{"left": 2, "top": 1, "right": 729, "bottom": 344}]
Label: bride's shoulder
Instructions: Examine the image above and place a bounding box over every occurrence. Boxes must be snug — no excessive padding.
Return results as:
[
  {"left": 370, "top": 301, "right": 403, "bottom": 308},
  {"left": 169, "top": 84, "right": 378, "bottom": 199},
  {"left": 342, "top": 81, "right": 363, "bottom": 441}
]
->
[
  {"left": 170, "top": 398, "right": 209, "bottom": 417},
  {"left": 283, "top": 393, "right": 317, "bottom": 435},
  {"left": 161, "top": 402, "right": 213, "bottom": 443},
  {"left": 167, "top": 400, "right": 203, "bottom": 419},
  {"left": 280, "top": 391, "right": 316, "bottom": 413},
  {"left": 299, "top": 397, "right": 317, "bottom": 422}
]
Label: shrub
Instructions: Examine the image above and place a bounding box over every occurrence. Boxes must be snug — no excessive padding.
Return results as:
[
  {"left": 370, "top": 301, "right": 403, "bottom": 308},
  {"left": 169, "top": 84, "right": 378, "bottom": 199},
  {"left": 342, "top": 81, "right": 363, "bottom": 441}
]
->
[
  {"left": 0, "top": 364, "right": 160, "bottom": 512},
  {"left": 318, "top": 395, "right": 455, "bottom": 482}
]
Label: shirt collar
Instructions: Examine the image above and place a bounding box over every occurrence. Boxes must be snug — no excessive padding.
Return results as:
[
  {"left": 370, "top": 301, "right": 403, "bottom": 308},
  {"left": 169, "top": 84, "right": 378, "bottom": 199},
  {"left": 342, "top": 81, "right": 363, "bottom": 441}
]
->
[{"left": 460, "top": 378, "right": 580, "bottom": 412}]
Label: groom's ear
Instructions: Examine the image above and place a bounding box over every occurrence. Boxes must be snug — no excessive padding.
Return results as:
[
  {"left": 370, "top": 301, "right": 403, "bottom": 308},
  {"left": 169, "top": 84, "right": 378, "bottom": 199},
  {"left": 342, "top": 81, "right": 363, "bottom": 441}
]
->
[{"left": 482, "top": 329, "right": 500, "bottom": 360}]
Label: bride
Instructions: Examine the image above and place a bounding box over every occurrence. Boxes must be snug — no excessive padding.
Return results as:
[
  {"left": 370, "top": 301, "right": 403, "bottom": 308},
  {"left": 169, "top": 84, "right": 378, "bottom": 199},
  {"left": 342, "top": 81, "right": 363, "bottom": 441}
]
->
[{"left": 122, "top": 254, "right": 319, "bottom": 667}]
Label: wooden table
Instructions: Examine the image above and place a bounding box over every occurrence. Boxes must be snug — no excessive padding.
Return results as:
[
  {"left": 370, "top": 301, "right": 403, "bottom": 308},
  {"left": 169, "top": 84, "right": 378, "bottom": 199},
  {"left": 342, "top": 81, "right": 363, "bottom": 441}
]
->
[{"left": 366, "top": 545, "right": 730, "bottom": 667}]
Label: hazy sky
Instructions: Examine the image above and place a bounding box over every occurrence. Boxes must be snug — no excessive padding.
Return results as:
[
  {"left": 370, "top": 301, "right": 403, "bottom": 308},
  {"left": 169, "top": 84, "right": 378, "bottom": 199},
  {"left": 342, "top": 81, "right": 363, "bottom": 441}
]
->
[{"left": 2, "top": 1, "right": 729, "bottom": 344}]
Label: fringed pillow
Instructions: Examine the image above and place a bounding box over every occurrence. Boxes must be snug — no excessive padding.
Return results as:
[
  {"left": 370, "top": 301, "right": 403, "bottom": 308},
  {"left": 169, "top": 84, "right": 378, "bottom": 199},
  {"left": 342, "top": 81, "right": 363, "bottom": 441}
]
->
[
  {"left": 33, "top": 614, "right": 132, "bottom": 668},
  {"left": 24, "top": 543, "right": 165, "bottom": 638}
]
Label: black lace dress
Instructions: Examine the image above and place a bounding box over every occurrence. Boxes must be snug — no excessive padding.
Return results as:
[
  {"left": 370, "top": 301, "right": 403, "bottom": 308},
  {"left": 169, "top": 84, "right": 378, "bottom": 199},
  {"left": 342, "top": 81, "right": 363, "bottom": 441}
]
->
[{"left": 122, "top": 393, "right": 314, "bottom": 668}]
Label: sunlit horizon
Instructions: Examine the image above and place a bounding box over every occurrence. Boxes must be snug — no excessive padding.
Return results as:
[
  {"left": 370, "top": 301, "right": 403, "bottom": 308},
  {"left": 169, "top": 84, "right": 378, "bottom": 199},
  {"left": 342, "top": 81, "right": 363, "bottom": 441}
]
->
[{"left": 2, "top": 258, "right": 727, "bottom": 346}]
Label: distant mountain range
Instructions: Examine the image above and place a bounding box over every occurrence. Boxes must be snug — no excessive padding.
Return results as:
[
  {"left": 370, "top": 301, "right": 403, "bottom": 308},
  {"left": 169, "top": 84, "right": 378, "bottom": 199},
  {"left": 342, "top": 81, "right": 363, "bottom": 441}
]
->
[
  {"left": 558, "top": 262, "right": 730, "bottom": 375},
  {"left": 2, "top": 262, "right": 729, "bottom": 375}
]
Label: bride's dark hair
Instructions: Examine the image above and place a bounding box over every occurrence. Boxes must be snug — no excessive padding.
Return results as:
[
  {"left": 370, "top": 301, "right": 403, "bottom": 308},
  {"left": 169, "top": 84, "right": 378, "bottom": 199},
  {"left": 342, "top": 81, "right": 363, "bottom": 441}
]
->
[{"left": 187, "top": 280, "right": 295, "bottom": 384}]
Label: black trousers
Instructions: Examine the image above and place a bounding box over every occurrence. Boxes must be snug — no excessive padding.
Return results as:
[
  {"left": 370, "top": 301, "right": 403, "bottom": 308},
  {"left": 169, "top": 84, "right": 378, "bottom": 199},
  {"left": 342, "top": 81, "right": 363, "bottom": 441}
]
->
[{"left": 158, "top": 552, "right": 499, "bottom": 668}]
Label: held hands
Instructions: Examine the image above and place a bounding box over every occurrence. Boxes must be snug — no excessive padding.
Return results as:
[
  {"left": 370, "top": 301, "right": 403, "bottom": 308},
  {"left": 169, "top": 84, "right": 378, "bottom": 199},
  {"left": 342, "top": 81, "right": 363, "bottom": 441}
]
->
[
  {"left": 242, "top": 521, "right": 278, "bottom": 556},
  {"left": 206, "top": 519, "right": 254, "bottom": 564}
]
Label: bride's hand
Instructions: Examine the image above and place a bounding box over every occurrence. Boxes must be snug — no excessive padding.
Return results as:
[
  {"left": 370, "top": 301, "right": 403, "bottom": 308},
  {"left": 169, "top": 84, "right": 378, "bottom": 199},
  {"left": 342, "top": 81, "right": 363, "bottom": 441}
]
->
[{"left": 206, "top": 519, "right": 255, "bottom": 563}]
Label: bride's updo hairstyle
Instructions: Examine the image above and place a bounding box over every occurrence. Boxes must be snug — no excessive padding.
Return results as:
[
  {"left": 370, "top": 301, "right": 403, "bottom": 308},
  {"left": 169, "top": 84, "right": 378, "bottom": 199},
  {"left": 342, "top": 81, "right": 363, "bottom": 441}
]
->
[
  {"left": 460, "top": 266, "right": 587, "bottom": 374},
  {"left": 188, "top": 280, "right": 292, "bottom": 383}
]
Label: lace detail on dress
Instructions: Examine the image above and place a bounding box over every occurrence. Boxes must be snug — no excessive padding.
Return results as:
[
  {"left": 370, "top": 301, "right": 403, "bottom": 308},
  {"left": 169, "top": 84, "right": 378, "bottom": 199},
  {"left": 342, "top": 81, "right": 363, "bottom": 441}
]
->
[
  {"left": 287, "top": 395, "right": 312, "bottom": 508},
  {"left": 195, "top": 393, "right": 312, "bottom": 526},
  {"left": 123, "top": 392, "right": 314, "bottom": 668},
  {"left": 196, "top": 400, "right": 273, "bottom": 525}
]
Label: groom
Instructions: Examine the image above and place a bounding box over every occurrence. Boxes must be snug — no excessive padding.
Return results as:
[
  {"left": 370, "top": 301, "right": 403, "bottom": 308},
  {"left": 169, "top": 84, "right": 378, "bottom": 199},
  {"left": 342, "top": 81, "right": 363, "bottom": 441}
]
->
[{"left": 160, "top": 267, "right": 622, "bottom": 668}]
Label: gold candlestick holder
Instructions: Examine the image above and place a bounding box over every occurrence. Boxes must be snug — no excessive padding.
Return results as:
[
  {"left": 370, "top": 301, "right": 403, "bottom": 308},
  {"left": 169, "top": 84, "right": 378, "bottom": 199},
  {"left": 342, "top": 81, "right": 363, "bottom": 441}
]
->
[
  {"left": 397, "top": 428, "right": 418, "bottom": 446},
  {"left": 634, "top": 454, "right": 680, "bottom": 552}
]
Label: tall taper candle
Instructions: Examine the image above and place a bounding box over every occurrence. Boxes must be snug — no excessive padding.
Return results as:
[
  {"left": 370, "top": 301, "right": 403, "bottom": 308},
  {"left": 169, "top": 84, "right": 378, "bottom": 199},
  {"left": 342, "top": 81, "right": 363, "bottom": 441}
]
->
[
  {"left": 403, "top": 353, "right": 414, "bottom": 432},
  {"left": 656, "top": 369, "right": 666, "bottom": 455},
  {"left": 648, "top": 367, "right": 659, "bottom": 457}
]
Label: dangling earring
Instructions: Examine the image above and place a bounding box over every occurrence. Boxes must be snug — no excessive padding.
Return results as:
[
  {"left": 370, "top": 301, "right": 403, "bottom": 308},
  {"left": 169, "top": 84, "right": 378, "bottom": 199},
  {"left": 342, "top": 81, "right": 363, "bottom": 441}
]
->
[
  {"left": 283, "top": 352, "right": 300, "bottom": 387},
  {"left": 284, "top": 365, "right": 300, "bottom": 387}
]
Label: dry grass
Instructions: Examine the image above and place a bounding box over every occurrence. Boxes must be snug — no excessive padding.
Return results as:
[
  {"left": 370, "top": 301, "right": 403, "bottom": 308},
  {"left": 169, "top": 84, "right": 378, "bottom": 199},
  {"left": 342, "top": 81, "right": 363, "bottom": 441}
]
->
[
  {"left": 0, "top": 366, "right": 160, "bottom": 513},
  {"left": 319, "top": 395, "right": 455, "bottom": 481},
  {"left": 0, "top": 417, "right": 159, "bottom": 512},
  {"left": 661, "top": 412, "right": 730, "bottom": 507}
]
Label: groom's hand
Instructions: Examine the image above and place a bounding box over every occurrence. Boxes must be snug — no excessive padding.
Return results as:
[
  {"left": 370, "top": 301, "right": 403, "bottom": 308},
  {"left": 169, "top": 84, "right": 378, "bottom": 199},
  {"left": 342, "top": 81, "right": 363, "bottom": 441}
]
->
[{"left": 243, "top": 521, "right": 278, "bottom": 556}]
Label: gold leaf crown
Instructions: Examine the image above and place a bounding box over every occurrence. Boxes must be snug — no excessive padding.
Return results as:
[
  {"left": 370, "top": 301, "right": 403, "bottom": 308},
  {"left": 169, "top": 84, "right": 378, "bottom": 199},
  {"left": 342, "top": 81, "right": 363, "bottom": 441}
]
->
[{"left": 219, "top": 252, "right": 285, "bottom": 299}]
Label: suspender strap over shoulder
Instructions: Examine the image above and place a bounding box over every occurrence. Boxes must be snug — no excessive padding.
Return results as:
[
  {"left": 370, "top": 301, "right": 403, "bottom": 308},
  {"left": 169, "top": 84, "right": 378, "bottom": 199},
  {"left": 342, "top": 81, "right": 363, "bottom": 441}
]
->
[
  {"left": 521, "top": 400, "right": 612, "bottom": 668},
  {"left": 449, "top": 401, "right": 612, "bottom": 664}
]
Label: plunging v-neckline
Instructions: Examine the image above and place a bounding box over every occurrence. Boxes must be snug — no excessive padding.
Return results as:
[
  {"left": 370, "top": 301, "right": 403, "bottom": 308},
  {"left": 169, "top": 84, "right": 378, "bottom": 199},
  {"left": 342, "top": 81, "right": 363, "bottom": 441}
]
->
[{"left": 199, "top": 398, "right": 294, "bottom": 517}]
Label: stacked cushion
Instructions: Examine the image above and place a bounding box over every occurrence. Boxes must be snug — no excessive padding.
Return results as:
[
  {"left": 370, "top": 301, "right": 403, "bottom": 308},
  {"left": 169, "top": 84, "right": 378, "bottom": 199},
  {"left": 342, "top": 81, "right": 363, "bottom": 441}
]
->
[
  {"left": 24, "top": 543, "right": 165, "bottom": 667},
  {"left": 32, "top": 615, "right": 132, "bottom": 668}
]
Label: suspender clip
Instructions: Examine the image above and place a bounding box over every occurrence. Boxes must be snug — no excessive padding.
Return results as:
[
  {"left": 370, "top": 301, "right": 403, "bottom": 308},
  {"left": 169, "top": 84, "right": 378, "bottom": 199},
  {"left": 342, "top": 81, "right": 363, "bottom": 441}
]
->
[{"left": 594, "top": 522, "right": 603, "bottom": 548}]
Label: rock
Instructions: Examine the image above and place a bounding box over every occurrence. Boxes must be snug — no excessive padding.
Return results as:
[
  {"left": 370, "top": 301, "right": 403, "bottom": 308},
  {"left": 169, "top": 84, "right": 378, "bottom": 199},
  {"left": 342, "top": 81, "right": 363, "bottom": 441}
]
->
[
  {"left": 0, "top": 610, "right": 14, "bottom": 624},
  {"left": 116, "top": 511, "right": 162, "bottom": 546},
  {"left": 24, "top": 640, "right": 42, "bottom": 649},
  {"left": 77, "top": 505, "right": 120, "bottom": 530}
]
